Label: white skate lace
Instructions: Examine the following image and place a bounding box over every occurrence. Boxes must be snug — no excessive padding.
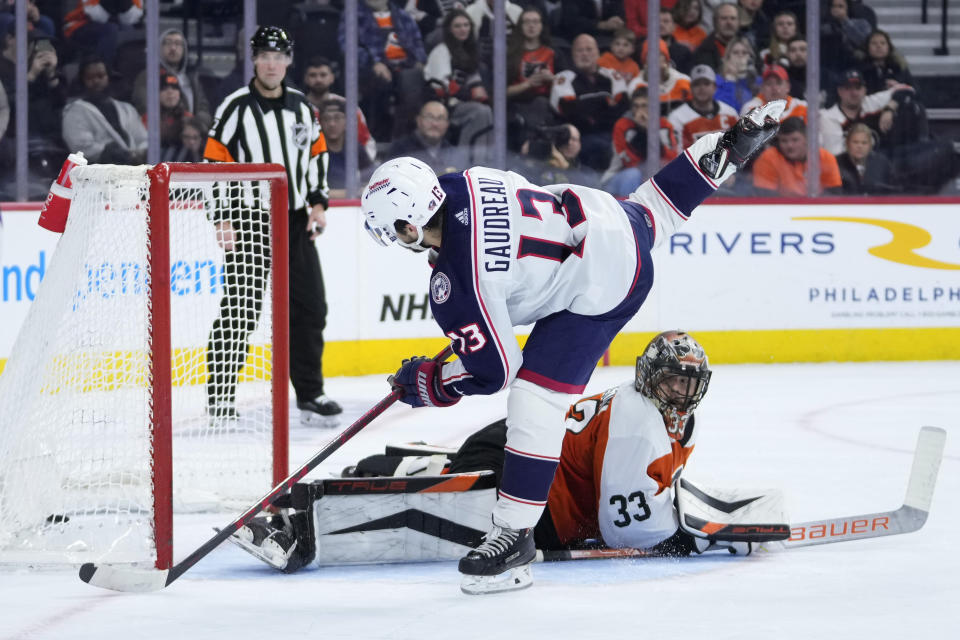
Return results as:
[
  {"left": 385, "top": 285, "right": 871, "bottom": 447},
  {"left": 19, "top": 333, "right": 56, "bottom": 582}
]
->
[{"left": 471, "top": 525, "right": 520, "bottom": 558}]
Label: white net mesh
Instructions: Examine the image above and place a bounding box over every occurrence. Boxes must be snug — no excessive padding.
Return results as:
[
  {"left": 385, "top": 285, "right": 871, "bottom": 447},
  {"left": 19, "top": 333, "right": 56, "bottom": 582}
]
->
[{"left": 0, "top": 164, "right": 283, "bottom": 566}]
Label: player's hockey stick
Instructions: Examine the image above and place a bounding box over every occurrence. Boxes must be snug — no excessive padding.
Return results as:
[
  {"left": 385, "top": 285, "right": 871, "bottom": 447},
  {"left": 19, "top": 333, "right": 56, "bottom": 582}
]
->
[
  {"left": 535, "top": 426, "right": 946, "bottom": 562},
  {"left": 79, "top": 345, "right": 455, "bottom": 592}
]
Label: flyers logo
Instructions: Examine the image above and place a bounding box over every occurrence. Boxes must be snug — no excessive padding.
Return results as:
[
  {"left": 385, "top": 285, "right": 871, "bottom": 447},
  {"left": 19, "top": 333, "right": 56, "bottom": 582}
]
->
[{"left": 794, "top": 216, "right": 960, "bottom": 270}]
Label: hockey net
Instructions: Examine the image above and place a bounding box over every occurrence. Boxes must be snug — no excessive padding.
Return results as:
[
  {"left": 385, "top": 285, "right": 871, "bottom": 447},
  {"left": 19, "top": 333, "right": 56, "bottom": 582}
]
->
[{"left": 0, "top": 163, "right": 289, "bottom": 568}]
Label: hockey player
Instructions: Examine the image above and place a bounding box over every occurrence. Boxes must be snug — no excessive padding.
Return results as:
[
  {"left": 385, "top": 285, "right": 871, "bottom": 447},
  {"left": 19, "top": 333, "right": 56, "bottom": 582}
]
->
[
  {"left": 444, "top": 330, "right": 712, "bottom": 555},
  {"left": 228, "top": 332, "right": 783, "bottom": 574},
  {"left": 359, "top": 100, "right": 784, "bottom": 594},
  {"left": 353, "top": 330, "right": 719, "bottom": 555}
]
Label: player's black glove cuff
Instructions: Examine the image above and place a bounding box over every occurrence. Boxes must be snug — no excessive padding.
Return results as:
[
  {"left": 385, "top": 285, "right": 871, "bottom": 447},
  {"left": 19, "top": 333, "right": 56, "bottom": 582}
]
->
[{"left": 699, "top": 100, "right": 786, "bottom": 179}]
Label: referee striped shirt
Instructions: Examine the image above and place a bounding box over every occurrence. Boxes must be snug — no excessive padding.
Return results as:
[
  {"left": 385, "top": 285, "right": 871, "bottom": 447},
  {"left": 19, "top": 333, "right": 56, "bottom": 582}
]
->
[{"left": 204, "top": 80, "right": 329, "bottom": 213}]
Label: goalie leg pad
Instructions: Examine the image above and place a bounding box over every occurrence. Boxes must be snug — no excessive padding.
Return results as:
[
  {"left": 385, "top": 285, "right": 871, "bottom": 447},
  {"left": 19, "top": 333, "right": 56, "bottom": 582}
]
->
[
  {"left": 310, "top": 473, "right": 497, "bottom": 565},
  {"left": 676, "top": 477, "right": 790, "bottom": 543}
]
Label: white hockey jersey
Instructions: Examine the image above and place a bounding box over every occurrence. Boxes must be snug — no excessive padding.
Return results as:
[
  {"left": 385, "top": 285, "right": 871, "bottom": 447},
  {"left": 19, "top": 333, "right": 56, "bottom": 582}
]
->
[
  {"left": 431, "top": 132, "right": 728, "bottom": 397},
  {"left": 547, "top": 381, "right": 697, "bottom": 549}
]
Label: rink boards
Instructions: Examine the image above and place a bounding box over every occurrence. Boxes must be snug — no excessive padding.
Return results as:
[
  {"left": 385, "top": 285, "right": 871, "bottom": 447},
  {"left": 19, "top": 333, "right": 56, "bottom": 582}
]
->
[{"left": 2, "top": 198, "right": 959, "bottom": 376}]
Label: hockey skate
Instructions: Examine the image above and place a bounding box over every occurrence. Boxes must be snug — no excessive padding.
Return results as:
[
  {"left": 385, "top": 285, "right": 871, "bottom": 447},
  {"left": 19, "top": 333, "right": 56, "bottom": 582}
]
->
[
  {"left": 458, "top": 518, "right": 536, "bottom": 595},
  {"left": 698, "top": 99, "right": 786, "bottom": 179},
  {"left": 206, "top": 403, "right": 239, "bottom": 429},
  {"left": 225, "top": 512, "right": 316, "bottom": 573},
  {"left": 297, "top": 395, "right": 342, "bottom": 427}
]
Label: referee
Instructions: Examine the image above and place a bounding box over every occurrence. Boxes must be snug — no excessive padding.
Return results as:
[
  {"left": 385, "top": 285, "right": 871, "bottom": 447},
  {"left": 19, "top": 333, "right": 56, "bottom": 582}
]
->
[{"left": 203, "top": 26, "right": 342, "bottom": 426}]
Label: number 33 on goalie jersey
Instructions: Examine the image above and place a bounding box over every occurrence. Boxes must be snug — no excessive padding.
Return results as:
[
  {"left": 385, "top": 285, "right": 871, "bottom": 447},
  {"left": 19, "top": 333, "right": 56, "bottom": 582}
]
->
[{"left": 546, "top": 381, "right": 697, "bottom": 549}]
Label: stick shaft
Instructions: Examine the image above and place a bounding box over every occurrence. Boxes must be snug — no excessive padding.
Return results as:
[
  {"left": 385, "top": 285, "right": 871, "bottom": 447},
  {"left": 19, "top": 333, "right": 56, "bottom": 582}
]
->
[{"left": 81, "top": 345, "right": 454, "bottom": 591}]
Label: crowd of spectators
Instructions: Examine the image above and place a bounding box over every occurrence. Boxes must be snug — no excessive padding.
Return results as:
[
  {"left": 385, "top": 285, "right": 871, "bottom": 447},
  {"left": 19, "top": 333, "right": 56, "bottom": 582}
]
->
[{"left": 0, "top": 0, "right": 958, "bottom": 199}]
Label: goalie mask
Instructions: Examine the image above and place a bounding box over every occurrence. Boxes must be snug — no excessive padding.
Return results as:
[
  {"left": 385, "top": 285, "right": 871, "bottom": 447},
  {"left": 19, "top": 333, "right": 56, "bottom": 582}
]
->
[
  {"left": 361, "top": 157, "right": 446, "bottom": 252},
  {"left": 635, "top": 331, "right": 712, "bottom": 441}
]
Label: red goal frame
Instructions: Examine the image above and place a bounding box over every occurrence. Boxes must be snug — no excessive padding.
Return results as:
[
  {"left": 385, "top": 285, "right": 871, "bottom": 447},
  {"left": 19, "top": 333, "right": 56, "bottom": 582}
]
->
[{"left": 147, "top": 163, "right": 289, "bottom": 569}]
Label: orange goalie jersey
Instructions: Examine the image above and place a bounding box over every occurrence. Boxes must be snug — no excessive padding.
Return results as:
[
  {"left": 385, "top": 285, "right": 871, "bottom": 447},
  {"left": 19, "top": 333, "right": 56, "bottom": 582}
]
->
[{"left": 546, "top": 381, "right": 697, "bottom": 549}]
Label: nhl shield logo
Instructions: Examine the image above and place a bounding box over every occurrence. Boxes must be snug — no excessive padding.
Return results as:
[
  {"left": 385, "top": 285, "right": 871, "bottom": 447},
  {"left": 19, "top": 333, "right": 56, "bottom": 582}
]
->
[
  {"left": 430, "top": 272, "right": 451, "bottom": 304},
  {"left": 291, "top": 122, "right": 310, "bottom": 150}
]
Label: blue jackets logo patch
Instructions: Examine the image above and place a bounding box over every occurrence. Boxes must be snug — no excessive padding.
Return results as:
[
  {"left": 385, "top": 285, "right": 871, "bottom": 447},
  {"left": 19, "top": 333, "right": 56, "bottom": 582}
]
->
[{"left": 431, "top": 272, "right": 451, "bottom": 304}]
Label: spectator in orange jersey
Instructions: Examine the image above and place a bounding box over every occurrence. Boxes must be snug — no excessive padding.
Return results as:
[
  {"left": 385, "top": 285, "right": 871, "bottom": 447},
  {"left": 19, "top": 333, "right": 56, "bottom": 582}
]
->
[
  {"left": 507, "top": 6, "right": 556, "bottom": 132},
  {"left": 603, "top": 87, "right": 680, "bottom": 196},
  {"left": 672, "top": 0, "right": 708, "bottom": 51},
  {"left": 627, "top": 37, "right": 692, "bottom": 115},
  {"left": 740, "top": 64, "right": 807, "bottom": 121},
  {"left": 667, "top": 64, "right": 738, "bottom": 149},
  {"left": 598, "top": 28, "right": 642, "bottom": 83},
  {"left": 752, "top": 116, "right": 843, "bottom": 196}
]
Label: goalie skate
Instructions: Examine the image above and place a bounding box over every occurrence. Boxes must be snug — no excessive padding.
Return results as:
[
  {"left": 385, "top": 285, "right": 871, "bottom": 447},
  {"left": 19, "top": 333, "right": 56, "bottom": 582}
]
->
[{"left": 224, "top": 517, "right": 298, "bottom": 571}]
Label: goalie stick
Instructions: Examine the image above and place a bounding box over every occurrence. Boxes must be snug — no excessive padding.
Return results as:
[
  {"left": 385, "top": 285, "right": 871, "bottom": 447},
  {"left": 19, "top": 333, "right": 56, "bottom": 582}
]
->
[
  {"left": 535, "top": 426, "right": 946, "bottom": 562},
  {"left": 78, "top": 345, "right": 455, "bottom": 592},
  {"left": 784, "top": 425, "right": 945, "bottom": 548}
]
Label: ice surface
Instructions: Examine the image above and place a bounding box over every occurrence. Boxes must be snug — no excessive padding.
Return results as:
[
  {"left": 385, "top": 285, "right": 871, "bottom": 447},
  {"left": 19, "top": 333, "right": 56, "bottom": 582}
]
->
[{"left": 1, "top": 361, "right": 956, "bottom": 639}]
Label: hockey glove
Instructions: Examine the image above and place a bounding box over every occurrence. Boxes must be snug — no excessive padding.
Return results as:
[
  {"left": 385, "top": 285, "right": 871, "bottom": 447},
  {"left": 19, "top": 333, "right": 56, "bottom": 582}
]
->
[
  {"left": 390, "top": 356, "right": 461, "bottom": 408},
  {"left": 698, "top": 99, "right": 787, "bottom": 179}
]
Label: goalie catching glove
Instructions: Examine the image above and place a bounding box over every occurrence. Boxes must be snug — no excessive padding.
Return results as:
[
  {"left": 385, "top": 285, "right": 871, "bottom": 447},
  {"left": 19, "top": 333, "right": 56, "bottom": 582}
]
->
[
  {"left": 698, "top": 99, "right": 786, "bottom": 179},
  {"left": 391, "top": 356, "right": 461, "bottom": 408}
]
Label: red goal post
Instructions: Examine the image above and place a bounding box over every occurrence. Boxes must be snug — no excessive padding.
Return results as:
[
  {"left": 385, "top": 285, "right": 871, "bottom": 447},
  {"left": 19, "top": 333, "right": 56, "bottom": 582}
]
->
[
  {"left": 148, "top": 163, "right": 290, "bottom": 568},
  {"left": 0, "top": 162, "right": 290, "bottom": 570}
]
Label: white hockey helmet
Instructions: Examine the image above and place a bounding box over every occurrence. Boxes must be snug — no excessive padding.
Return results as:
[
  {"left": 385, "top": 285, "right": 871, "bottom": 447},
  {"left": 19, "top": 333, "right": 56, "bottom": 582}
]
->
[{"left": 360, "top": 157, "right": 446, "bottom": 252}]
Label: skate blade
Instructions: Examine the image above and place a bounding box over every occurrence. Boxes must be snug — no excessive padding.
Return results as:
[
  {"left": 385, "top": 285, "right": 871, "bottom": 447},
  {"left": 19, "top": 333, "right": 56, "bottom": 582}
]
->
[
  {"left": 460, "top": 564, "right": 533, "bottom": 595},
  {"left": 299, "top": 411, "right": 341, "bottom": 428},
  {"left": 219, "top": 527, "right": 290, "bottom": 571}
]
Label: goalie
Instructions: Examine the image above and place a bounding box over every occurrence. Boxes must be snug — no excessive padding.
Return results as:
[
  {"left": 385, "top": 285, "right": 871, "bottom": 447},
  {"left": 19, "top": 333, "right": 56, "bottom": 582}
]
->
[{"left": 228, "top": 331, "right": 789, "bottom": 576}]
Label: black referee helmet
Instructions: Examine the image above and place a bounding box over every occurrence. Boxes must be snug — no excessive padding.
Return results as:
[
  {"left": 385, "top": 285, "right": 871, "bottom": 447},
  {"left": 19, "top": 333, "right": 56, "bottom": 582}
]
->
[{"left": 251, "top": 26, "right": 294, "bottom": 56}]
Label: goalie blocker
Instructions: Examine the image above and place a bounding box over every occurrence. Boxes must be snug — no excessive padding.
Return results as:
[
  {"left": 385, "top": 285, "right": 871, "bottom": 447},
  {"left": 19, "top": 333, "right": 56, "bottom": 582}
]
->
[{"left": 226, "top": 443, "right": 789, "bottom": 572}]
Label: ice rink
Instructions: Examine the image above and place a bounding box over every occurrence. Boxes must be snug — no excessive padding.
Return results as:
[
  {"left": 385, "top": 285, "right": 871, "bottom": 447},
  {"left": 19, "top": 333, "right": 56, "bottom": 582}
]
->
[{"left": 1, "top": 360, "right": 956, "bottom": 640}]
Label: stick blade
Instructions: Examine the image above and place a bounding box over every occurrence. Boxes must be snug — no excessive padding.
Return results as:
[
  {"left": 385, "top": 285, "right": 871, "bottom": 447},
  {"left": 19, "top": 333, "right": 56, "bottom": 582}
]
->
[
  {"left": 904, "top": 426, "right": 946, "bottom": 512},
  {"left": 79, "top": 562, "right": 170, "bottom": 592}
]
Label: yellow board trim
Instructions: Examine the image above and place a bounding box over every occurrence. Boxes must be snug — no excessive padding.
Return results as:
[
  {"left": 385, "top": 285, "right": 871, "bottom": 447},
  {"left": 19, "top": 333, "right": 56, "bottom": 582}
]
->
[
  {"left": 2, "top": 329, "right": 958, "bottom": 381},
  {"left": 320, "top": 327, "right": 960, "bottom": 376}
]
